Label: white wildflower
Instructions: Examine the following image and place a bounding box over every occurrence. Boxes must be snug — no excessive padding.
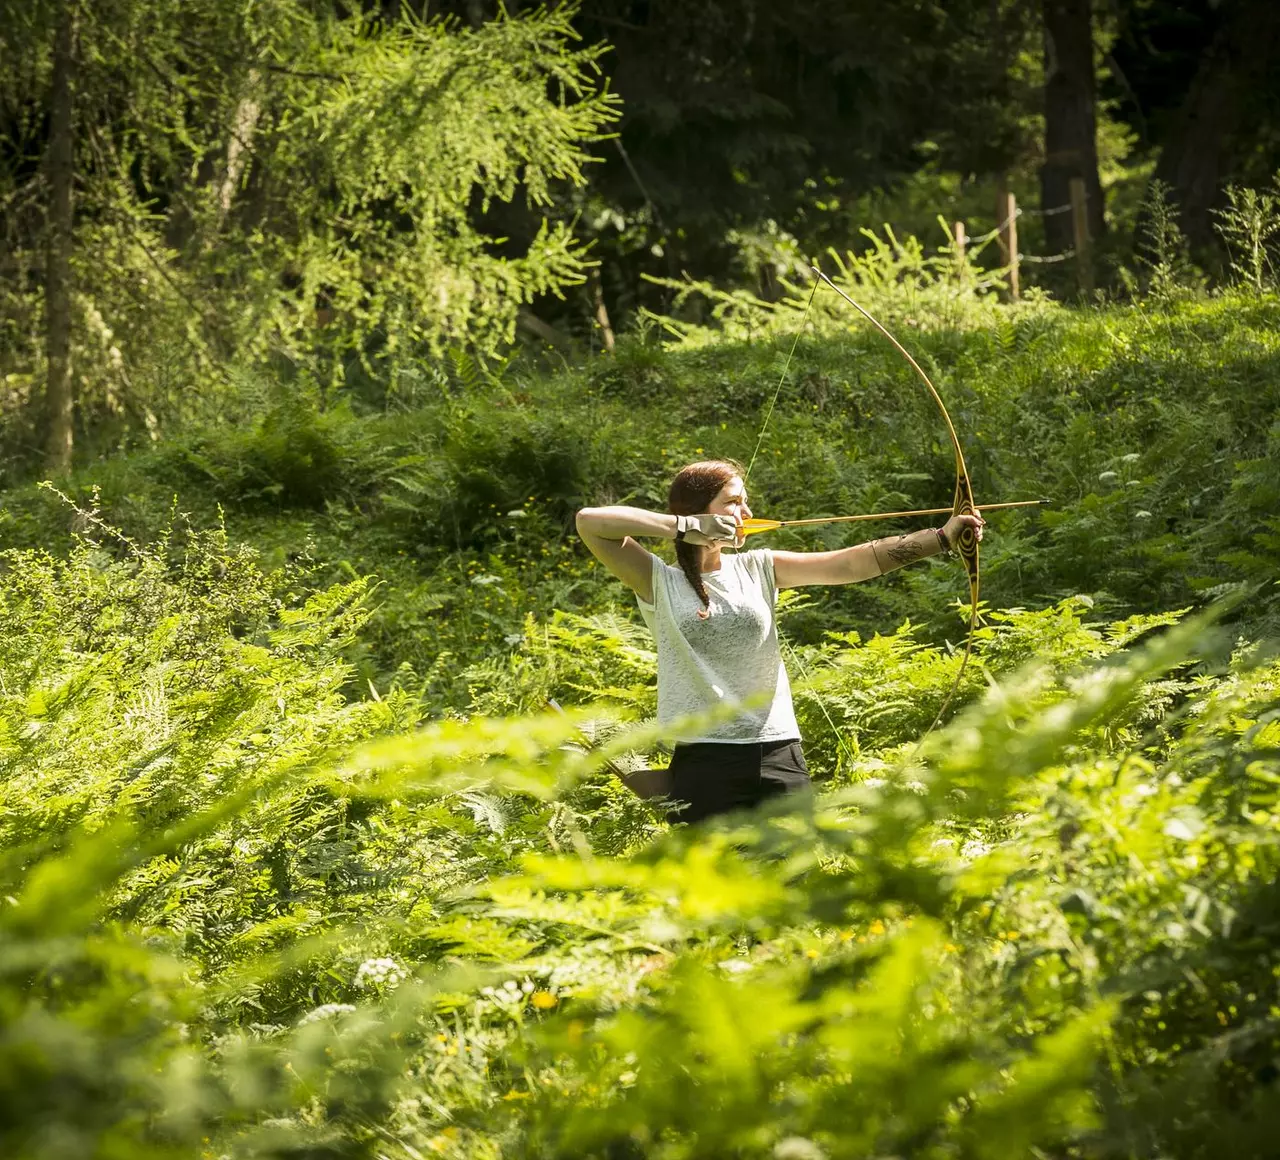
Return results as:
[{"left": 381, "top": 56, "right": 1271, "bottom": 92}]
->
[
  {"left": 298, "top": 1003, "right": 356, "bottom": 1025},
  {"left": 355, "top": 957, "right": 408, "bottom": 990},
  {"left": 774, "top": 1137, "right": 827, "bottom": 1160}
]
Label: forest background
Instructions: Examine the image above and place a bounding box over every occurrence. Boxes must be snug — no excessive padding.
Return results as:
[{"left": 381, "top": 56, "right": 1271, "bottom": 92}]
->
[{"left": 3, "top": 1, "right": 1280, "bottom": 1158}]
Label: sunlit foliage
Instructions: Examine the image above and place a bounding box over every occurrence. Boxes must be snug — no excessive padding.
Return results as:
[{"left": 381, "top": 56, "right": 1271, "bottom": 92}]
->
[{"left": 1, "top": 493, "right": 1278, "bottom": 1157}]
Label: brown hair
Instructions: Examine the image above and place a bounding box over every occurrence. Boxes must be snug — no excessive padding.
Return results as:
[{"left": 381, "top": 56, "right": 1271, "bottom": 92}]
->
[{"left": 667, "top": 459, "right": 744, "bottom": 609}]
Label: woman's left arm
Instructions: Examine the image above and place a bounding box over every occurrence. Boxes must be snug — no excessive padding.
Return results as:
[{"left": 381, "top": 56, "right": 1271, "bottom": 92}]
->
[{"left": 772, "top": 515, "right": 982, "bottom": 588}]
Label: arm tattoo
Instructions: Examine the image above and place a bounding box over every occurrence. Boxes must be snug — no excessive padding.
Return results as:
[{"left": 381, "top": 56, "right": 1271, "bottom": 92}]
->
[
  {"left": 869, "top": 528, "right": 938, "bottom": 575},
  {"left": 885, "top": 535, "right": 926, "bottom": 566}
]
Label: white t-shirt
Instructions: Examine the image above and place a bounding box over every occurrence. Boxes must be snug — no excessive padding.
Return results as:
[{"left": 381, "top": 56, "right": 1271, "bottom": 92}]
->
[{"left": 636, "top": 548, "right": 800, "bottom": 744}]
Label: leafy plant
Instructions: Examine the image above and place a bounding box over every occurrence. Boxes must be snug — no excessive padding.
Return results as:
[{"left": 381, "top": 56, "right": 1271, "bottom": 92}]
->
[
  {"left": 1213, "top": 177, "right": 1280, "bottom": 291},
  {"left": 1134, "top": 178, "right": 1202, "bottom": 303}
]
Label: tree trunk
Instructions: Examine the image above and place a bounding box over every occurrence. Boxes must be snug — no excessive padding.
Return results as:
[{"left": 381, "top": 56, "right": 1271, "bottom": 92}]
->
[
  {"left": 44, "top": 0, "right": 78, "bottom": 475},
  {"left": 1150, "top": 0, "right": 1280, "bottom": 251},
  {"left": 216, "top": 71, "right": 262, "bottom": 226},
  {"left": 1040, "top": 0, "right": 1105, "bottom": 254}
]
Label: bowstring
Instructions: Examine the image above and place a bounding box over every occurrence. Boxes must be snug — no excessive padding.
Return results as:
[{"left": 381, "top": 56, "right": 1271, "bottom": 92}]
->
[
  {"left": 744, "top": 277, "right": 820, "bottom": 481},
  {"left": 778, "top": 621, "right": 861, "bottom": 776},
  {"left": 741, "top": 274, "right": 860, "bottom": 777}
]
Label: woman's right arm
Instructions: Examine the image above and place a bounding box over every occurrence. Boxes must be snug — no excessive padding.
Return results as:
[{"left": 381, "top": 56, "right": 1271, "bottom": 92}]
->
[
  {"left": 575, "top": 507, "right": 737, "bottom": 602},
  {"left": 575, "top": 507, "right": 677, "bottom": 602}
]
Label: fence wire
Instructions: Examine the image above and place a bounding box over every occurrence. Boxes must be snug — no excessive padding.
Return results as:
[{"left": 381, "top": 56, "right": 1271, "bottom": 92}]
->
[
  {"left": 1022, "top": 201, "right": 1076, "bottom": 218},
  {"left": 964, "top": 207, "right": 1022, "bottom": 246},
  {"left": 956, "top": 198, "right": 1083, "bottom": 271},
  {"left": 1019, "top": 249, "right": 1076, "bottom": 264}
]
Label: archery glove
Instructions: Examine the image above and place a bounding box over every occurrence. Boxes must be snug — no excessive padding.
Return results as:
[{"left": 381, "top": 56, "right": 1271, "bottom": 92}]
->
[{"left": 674, "top": 513, "right": 740, "bottom": 546}]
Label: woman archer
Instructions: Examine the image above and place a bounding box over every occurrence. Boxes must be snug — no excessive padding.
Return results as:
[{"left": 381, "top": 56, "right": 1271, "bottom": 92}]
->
[{"left": 575, "top": 459, "right": 984, "bottom": 824}]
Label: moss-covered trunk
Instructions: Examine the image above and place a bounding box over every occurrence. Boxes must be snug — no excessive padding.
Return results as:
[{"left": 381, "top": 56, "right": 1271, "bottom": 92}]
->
[{"left": 43, "top": 0, "right": 77, "bottom": 475}]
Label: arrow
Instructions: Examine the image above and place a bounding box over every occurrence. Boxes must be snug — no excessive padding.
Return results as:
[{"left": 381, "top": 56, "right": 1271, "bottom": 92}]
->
[{"left": 740, "top": 498, "right": 1048, "bottom": 537}]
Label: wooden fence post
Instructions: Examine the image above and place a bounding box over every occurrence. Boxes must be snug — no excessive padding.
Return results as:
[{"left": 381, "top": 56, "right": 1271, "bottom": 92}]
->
[
  {"left": 996, "top": 186, "right": 1020, "bottom": 301},
  {"left": 1069, "top": 176, "right": 1093, "bottom": 295},
  {"left": 953, "top": 220, "right": 967, "bottom": 278}
]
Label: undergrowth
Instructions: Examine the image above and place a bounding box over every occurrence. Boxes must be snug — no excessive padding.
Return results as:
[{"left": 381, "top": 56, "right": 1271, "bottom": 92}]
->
[
  {"left": 1, "top": 287, "right": 1278, "bottom": 706},
  {"left": 3, "top": 224, "right": 1280, "bottom": 1157},
  {"left": 2, "top": 516, "right": 1278, "bottom": 1158}
]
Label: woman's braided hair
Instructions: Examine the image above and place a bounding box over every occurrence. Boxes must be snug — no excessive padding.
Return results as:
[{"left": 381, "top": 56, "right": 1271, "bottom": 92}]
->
[{"left": 667, "top": 459, "right": 745, "bottom": 610}]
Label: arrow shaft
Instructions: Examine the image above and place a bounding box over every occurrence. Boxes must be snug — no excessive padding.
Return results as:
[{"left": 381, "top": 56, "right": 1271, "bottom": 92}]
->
[{"left": 741, "top": 498, "right": 1046, "bottom": 536}]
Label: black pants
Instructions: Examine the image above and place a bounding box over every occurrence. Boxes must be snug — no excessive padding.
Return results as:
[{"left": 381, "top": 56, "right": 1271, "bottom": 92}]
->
[{"left": 667, "top": 739, "right": 812, "bottom": 824}]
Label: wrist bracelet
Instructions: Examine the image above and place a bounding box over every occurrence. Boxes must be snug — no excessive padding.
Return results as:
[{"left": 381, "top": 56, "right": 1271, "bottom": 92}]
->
[
  {"left": 935, "top": 526, "right": 951, "bottom": 555},
  {"left": 674, "top": 515, "right": 689, "bottom": 543}
]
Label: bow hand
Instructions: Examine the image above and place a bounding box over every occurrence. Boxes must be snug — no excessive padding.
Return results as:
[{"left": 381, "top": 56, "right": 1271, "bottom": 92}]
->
[{"left": 941, "top": 511, "right": 984, "bottom": 553}]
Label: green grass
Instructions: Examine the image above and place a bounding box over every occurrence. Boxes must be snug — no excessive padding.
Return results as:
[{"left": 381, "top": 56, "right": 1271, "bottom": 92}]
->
[
  {"left": 3, "top": 288, "right": 1280, "bottom": 1157},
  {"left": 3, "top": 289, "right": 1277, "bottom": 698}
]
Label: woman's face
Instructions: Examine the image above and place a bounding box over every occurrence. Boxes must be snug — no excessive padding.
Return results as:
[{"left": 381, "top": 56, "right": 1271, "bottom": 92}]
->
[{"left": 708, "top": 475, "right": 752, "bottom": 545}]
